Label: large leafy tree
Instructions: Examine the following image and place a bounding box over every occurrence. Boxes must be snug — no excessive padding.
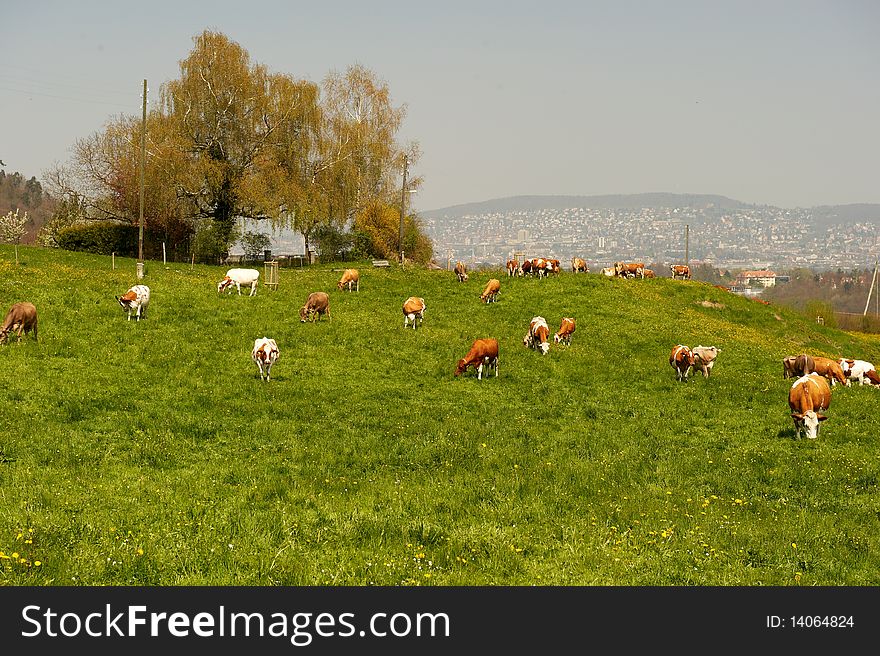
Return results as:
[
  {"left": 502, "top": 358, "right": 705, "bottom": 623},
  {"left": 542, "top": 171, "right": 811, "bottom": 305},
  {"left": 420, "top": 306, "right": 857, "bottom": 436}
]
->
[{"left": 45, "top": 31, "right": 431, "bottom": 261}]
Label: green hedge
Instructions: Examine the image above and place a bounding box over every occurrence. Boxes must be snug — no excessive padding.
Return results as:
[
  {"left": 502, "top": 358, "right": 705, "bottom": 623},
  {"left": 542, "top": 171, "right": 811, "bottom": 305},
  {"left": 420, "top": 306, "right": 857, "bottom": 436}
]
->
[{"left": 56, "top": 223, "right": 139, "bottom": 256}]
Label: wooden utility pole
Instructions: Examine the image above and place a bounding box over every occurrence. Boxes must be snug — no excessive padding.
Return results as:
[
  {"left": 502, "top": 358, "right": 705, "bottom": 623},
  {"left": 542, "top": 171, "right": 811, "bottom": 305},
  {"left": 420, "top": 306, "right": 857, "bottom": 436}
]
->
[
  {"left": 864, "top": 260, "right": 878, "bottom": 316},
  {"left": 684, "top": 224, "right": 689, "bottom": 267},
  {"left": 398, "top": 155, "right": 408, "bottom": 265},
  {"left": 137, "top": 79, "right": 146, "bottom": 279}
]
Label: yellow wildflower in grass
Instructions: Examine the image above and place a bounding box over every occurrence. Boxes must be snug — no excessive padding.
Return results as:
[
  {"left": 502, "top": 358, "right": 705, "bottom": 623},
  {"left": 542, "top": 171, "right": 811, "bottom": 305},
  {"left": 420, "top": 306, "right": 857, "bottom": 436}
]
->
[{"left": 34, "top": 561, "right": 41, "bottom": 567}]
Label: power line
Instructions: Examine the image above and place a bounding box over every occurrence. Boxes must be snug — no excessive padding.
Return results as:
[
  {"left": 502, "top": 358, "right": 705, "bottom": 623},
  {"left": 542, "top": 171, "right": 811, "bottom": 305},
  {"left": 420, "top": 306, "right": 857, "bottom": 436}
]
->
[{"left": 0, "top": 84, "right": 138, "bottom": 109}]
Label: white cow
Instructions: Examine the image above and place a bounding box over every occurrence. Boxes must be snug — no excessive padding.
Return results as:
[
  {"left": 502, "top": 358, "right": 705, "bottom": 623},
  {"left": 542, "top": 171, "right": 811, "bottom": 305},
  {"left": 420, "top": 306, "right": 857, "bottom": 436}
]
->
[
  {"left": 218, "top": 268, "right": 260, "bottom": 296},
  {"left": 116, "top": 285, "right": 150, "bottom": 321},
  {"left": 252, "top": 337, "right": 279, "bottom": 381},
  {"left": 692, "top": 345, "right": 721, "bottom": 378}
]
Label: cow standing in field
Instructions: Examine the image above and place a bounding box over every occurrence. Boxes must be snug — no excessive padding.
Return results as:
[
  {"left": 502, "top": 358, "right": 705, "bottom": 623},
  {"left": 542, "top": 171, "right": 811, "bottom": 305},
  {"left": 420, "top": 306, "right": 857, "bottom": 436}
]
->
[
  {"left": 601, "top": 267, "right": 615, "bottom": 277},
  {"left": 218, "top": 268, "right": 260, "bottom": 296},
  {"left": 523, "top": 316, "right": 551, "bottom": 355},
  {"left": 116, "top": 285, "right": 150, "bottom": 321},
  {"left": 546, "top": 259, "right": 561, "bottom": 275},
  {"left": 531, "top": 258, "right": 548, "bottom": 278},
  {"left": 838, "top": 358, "right": 880, "bottom": 386},
  {"left": 454, "top": 338, "right": 499, "bottom": 379},
  {"left": 614, "top": 261, "right": 645, "bottom": 279},
  {"left": 0, "top": 302, "right": 38, "bottom": 344},
  {"left": 480, "top": 279, "right": 501, "bottom": 303},
  {"left": 553, "top": 317, "right": 576, "bottom": 345},
  {"left": 669, "top": 344, "right": 696, "bottom": 382},
  {"left": 506, "top": 259, "right": 520, "bottom": 277},
  {"left": 300, "top": 292, "right": 331, "bottom": 323},
  {"left": 692, "top": 345, "right": 720, "bottom": 378},
  {"left": 642, "top": 269, "right": 656, "bottom": 278},
  {"left": 403, "top": 296, "right": 426, "bottom": 329},
  {"left": 571, "top": 257, "right": 588, "bottom": 273},
  {"left": 788, "top": 373, "right": 831, "bottom": 439},
  {"left": 252, "top": 337, "right": 279, "bottom": 381},
  {"left": 337, "top": 269, "right": 359, "bottom": 292},
  {"left": 783, "top": 354, "right": 814, "bottom": 379},
  {"left": 520, "top": 260, "right": 533, "bottom": 277},
  {"left": 671, "top": 264, "right": 691, "bottom": 280},
  {"left": 453, "top": 261, "right": 469, "bottom": 282},
  {"left": 811, "top": 356, "right": 848, "bottom": 387}
]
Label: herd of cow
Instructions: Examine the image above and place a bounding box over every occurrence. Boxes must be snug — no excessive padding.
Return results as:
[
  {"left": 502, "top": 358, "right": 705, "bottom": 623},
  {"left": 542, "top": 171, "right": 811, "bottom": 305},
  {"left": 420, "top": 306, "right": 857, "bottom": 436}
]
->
[{"left": 3, "top": 259, "right": 874, "bottom": 441}]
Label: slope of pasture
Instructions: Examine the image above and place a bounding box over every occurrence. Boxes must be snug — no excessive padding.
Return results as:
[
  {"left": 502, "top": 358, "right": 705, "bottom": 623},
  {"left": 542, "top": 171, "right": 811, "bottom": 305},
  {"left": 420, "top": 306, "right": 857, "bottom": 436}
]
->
[{"left": 1, "top": 246, "right": 879, "bottom": 586}]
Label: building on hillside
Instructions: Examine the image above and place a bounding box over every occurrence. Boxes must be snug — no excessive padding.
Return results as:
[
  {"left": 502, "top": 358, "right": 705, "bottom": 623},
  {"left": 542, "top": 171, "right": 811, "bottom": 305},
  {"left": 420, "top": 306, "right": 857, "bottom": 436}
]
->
[{"left": 735, "top": 269, "right": 779, "bottom": 287}]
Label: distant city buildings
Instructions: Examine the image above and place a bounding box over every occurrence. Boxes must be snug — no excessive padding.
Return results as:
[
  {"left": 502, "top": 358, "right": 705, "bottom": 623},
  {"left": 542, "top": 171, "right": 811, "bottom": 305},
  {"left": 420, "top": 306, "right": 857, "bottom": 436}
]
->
[{"left": 423, "top": 204, "right": 880, "bottom": 272}]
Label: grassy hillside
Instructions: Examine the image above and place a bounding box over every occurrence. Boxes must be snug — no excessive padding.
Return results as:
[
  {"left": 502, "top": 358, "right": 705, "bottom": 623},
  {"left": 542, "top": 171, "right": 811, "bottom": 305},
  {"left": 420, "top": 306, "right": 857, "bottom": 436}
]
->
[{"left": 1, "top": 245, "right": 879, "bottom": 586}]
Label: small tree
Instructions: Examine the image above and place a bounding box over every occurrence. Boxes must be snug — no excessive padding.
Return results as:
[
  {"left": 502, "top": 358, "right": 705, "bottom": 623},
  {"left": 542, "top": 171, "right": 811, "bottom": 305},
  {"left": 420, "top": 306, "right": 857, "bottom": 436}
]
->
[
  {"left": 240, "top": 230, "right": 271, "bottom": 262},
  {"left": 0, "top": 209, "right": 28, "bottom": 264}
]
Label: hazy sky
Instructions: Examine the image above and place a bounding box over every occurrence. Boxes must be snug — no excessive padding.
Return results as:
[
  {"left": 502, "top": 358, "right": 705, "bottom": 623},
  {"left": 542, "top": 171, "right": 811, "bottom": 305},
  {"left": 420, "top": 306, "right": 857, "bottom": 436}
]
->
[{"left": 2, "top": 1, "right": 878, "bottom": 211}]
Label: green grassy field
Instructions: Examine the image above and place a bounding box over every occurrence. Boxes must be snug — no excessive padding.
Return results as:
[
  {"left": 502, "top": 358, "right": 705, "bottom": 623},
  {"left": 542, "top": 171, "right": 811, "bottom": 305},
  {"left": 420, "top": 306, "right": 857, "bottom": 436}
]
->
[{"left": 1, "top": 245, "right": 879, "bottom": 586}]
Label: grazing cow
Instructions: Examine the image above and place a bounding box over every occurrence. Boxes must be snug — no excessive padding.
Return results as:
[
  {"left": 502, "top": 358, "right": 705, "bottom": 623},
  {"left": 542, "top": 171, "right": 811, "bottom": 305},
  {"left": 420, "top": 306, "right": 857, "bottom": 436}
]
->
[
  {"left": 523, "top": 316, "right": 551, "bottom": 355},
  {"left": 670, "top": 264, "right": 691, "bottom": 280},
  {"left": 299, "top": 291, "right": 331, "bottom": 323},
  {"left": 812, "top": 356, "right": 848, "bottom": 387},
  {"left": 402, "top": 296, "right": 426, "bottom": 329},
  {"left": 692, "top": 345, "right": 720, "bottom": 378},
  {"left": 530, "top": 258, "right": 549, "bottom": 278},
  {"left": 614, "top": 261, "right": 645, "bottom": 279},
  {"left": 337, "top": 269, "right": 359, "bottom": 292},
  {"left": 454, "top": 338, "right": 499, "bottom": 379},
  {"left": 642, "top": 269, "right": 656, "bottom": 278},
  {"left": 218, "top": 268, "right": 260, "bottom": 296},
  {"left": 252, "top": 337, "right": 279, "bottom": 382},
  {"left": 783, "top": 354, "right": 814, "bottom": 379},
  {"left": 0, "top": 302, "right": 38, "bottom": 344},
  {"left": 116, "top": 285, "right": 150, "bottom": 321},
  {"left": 601, "top": 267, "right": 615, "bottom": 277},
  {"left": 480, "top": 278, "right": 501, "bottom": 303},
  {"left": 838, "top": 358, "right": 880, "bottom": 386},
  {"left": 782, "top": 356, "right": 799, "bottom": 379},
  {"left": 506, "top": 259, "right": 520, "bottom": 277},
  {"left": 571, "top": 257, "right": 588, "bottom": 273},
  {"left": 520, "top": 260, "right": 533, "bottom": 276},
  {"left": 669, "top": 344, "right": 696, "bottom": 381},
  {"left": 453, "top": 261, "right": 469, "bottom": 282},
  {"left": 788, "top": 373, "right": 831, "bottom": 439},
  {"left": 554, "top": 317, "right": 576, "bottom": 345},
  {"left": 546, "top": 259, "right": 561, "bottom": 275}
]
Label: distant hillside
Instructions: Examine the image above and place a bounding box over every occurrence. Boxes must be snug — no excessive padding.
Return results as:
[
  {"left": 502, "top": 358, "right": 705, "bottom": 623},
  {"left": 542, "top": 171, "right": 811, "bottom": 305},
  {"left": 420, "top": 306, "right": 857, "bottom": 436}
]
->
[
  {"left": 809, "top": 203, "right": 880, "bottom": 227},
  {"left": 421, "top": 193, "right": 750, "bottom": 218}
]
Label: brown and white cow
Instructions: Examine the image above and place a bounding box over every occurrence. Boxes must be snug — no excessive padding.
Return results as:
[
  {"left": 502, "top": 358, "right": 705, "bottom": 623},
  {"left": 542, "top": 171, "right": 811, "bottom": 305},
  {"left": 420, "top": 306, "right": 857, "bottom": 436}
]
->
[
  {"left": 670, "top": 264, "right": 691, "bottom": 280},
  {"left": 553, "top": 317, "right": 576, "bottom": 345},
  {"left": 454, "top": 338, "right": 499, "bottom": 379},
  {"left": 300, "top": 291, "right": 331, "bottom": 323},
  {"left": 614, "top": 261, "right": 645, "bottom": 279},
  {"left": 337, "top": 268, "right": 360, "bottom": 292},
  {"left": 252, "top": 337, "right": 280, "bottom": 382},
  {"left": 506, "top": 259, "right": 520, "bottom": 277},
  {"left": 403, "top": 296, "right": 426, "bottom": 329},
  {"left": 523, "top": 316, "right": 551, "bottom": 355},
  {"left": 692, "top": 345, "right": 720, "bottom": 378},
  {"left": 520, "top": 260, "right": 533, "bottom": 276},
  {"left": 839, "top": 358, "right": 880, "bottom": 386},
  {"left": 0, "top": 301, "right": 38, "bottom": 344},
  {"left": 812, "top": 356, "right": 848, "bottom": 387},
  {"left": 116, "top": 285, "right": 150, "bottom": 321},
  {"left": 453, "top": 261, "right": 468, "bottom": 282},
  {"left": 571, "top": 257, "right": 588, "bottom": 273},
  {"left": 642, "top": 269, "right": 656, "bottom": 278},
  {"left": 783, "top": 354, "right": 814, "bottom": 379},
  {"left": 530, "top": 258, "right": 548, "bottom": 278},
  {"left": 669, "top": 344, "right": 696, "bottom": 382},
  {"left": 480, "top": 279, "right": 501, "bottom": 303},
  {"left": 789, "top": 373, "right": 831, "bottom": 439},
  {"left": 601, "top": 267, "right": 615, "bottom": 277},
  {"left": 546, "top": 259, "right": 561, "bottom": 275}
]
